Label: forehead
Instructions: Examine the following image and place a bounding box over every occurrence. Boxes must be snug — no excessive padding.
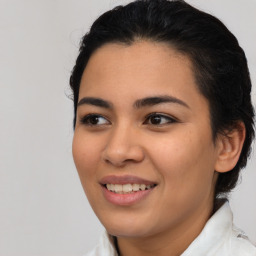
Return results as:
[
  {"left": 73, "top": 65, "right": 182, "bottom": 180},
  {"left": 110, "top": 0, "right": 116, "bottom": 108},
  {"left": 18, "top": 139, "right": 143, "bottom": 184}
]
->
[
  {"left": 79, "top": 41, "right": 207, "bottom": 110},
  {"left": 84, "top": 41, "right": 192, "bottom": 79}
]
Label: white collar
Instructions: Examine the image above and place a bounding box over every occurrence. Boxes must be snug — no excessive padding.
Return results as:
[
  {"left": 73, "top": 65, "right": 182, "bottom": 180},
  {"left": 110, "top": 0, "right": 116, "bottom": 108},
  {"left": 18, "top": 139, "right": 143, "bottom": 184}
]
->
[
  {"left": 87, "top": 202, "right": 256, "bottom": 256},
  {"left": 181, "top": 201, "right": 233, "bottom": 255}
]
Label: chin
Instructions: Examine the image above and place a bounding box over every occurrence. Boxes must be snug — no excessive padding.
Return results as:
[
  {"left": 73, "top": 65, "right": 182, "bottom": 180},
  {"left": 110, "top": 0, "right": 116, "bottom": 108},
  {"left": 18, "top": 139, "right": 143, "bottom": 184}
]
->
[
  {"left": 107, "top": 226, "right": 151, "bottom": 238},
  {"left": 100, "top": 215, "right": 156, "bottom": 238}
]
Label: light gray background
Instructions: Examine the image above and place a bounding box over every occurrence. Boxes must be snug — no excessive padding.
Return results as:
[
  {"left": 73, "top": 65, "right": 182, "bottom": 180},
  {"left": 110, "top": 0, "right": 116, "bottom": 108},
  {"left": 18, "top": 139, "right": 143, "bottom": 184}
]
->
[{"left": 0, "top": 0, "right": 255, "bottom": 255}]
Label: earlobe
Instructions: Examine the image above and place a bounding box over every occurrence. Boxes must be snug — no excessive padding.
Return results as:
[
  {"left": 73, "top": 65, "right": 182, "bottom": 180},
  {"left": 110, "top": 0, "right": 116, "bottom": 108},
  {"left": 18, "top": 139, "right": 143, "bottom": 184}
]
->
[{"left": 214, "top": 122, "right": 246, "bottom": 173}]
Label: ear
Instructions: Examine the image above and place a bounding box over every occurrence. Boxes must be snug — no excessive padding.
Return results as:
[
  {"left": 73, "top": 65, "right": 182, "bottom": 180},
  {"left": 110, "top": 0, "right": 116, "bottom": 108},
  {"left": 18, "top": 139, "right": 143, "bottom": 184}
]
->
[{"left": 214, "top": 122, "right": 246, "bottom": 173}]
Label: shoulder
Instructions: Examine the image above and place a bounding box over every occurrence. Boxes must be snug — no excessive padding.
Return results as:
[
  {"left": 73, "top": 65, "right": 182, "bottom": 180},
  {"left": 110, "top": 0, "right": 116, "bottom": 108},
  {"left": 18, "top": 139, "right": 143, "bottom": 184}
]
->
[
  {"left": 182, "top": 202, "right": 256, "bottom": 256},
  {"left": 212, "top": 204, "right": 256, "bottom": 256},
  {"left": 228, "top": 226, "right": 256, "bottom": 256}
]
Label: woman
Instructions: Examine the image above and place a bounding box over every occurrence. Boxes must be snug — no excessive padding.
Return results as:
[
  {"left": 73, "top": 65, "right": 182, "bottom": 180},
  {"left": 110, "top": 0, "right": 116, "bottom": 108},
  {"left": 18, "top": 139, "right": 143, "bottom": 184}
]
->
[{"left": 70, "top": 0, "right": 255, "bottom": 255}]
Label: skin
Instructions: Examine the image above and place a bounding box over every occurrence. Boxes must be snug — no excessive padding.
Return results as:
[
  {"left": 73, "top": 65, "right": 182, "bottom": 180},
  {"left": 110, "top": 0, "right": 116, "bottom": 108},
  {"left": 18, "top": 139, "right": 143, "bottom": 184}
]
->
[{"left": 72, "top": 41, "right": 245, "bottom": 256}]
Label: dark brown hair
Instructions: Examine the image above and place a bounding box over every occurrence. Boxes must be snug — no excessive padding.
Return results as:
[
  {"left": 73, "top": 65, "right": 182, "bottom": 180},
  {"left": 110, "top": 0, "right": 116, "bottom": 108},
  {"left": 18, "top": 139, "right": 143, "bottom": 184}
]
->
[{"left": 70, "top": 0, "right": 255, "bottom": 198}]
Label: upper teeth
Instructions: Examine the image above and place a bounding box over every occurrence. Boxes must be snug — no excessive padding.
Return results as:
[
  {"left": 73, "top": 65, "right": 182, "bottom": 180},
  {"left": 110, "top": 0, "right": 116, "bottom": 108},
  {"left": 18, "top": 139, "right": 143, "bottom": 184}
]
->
[{"left": 106, "top": 184, "right": 154, "bottom": 194}]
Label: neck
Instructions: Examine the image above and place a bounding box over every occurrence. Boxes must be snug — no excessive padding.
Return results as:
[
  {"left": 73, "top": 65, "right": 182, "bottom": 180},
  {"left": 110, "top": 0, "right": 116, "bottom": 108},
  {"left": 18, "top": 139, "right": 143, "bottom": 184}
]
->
[{"left": 116, "top": 200, "right": 214, "bottom": 256}]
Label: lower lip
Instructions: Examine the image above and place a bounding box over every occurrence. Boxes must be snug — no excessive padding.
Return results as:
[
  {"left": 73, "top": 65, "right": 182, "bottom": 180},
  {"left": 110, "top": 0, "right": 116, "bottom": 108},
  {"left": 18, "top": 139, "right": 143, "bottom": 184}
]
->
[{"left": 101, "top": 186, "right": 155, "bottom": 206}]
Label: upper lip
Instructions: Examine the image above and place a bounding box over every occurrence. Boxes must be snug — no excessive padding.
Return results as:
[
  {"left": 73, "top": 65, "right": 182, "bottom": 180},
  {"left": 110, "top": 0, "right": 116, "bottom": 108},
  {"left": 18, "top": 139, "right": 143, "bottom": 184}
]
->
[{"left": 100, "top": 175, "right": 157, "bottom": 185}]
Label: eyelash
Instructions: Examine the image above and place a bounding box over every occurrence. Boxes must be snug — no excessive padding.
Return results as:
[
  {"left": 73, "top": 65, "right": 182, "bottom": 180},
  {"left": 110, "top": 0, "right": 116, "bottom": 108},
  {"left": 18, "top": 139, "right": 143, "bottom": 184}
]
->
[
  {"left": 79, "top": 113, "right": 177, "bottom": 127},
  {"left": 143, "top": 113, "right": 177, "bottom": 126},
  {"left": 79, "top": 114, "right": 110, "bottom": 126}
]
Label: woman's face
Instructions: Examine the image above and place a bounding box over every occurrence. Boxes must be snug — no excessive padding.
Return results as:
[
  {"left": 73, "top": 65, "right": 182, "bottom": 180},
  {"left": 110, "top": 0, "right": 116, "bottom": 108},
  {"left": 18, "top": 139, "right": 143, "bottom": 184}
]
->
[{"left": 72, "top": 41, "right": 221, "bottom": 238}]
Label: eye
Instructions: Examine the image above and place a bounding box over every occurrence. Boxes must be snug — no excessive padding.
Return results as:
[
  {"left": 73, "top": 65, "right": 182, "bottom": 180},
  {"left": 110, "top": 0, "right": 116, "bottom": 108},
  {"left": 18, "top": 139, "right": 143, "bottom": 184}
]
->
[
  {"left": 80, "top": 114, "right": 110, "bottom": 126},
  {"left": 144, "top": 113, "right": 176, "bottom": 125}
]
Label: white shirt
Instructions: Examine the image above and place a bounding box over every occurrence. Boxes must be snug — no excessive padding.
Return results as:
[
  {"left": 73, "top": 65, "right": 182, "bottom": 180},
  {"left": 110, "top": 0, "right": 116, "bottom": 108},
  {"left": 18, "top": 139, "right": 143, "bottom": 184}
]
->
[{"left": 84, "top": 202, "right": 256, "bottom": 256}]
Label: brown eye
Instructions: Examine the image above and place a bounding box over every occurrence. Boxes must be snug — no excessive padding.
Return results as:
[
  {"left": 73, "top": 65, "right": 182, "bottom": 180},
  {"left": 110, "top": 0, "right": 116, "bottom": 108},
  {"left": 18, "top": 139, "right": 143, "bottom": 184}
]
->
[
  {"left": 80, "top": 114, "right": 110, "bottom": 126},
  {"left": 144, "top": 113, "right": 176, "bottom": 125},
  {"left": 149, "top": 115, "right": 162, "bottom": 125}
]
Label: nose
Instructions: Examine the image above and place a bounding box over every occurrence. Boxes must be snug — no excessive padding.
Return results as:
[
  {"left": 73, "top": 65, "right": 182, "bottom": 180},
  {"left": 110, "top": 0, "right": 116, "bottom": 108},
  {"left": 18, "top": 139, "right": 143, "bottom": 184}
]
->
[{"left": 102, "top": 125, "right": 145, "bottom": 167}]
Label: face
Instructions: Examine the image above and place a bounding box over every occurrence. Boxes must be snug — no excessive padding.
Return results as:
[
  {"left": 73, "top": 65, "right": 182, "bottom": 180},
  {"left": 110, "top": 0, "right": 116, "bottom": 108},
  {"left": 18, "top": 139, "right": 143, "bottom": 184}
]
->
[{"left": 72, "top": 41, "right": 220, "bottom": 238}]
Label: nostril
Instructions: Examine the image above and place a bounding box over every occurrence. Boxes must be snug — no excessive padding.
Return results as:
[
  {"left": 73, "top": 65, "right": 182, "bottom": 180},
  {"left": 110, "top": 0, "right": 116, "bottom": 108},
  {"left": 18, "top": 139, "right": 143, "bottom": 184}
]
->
[
  {"left": 102, "top": 144, "right": 145, "bottom": 167},
  {"left": 104, "top": 158, "right": 127, "bottom": 167}
]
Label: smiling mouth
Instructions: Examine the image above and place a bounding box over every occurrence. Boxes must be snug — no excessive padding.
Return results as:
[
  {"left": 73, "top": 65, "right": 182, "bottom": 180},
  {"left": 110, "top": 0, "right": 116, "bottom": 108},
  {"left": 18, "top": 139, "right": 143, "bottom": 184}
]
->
[{"left": 103, "top": 183, "right": 157, "bottom": 194}]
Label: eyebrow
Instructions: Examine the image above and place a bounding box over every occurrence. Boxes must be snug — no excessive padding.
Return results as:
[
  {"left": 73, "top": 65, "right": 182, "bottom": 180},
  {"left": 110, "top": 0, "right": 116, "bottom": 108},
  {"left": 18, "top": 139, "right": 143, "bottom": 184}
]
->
[
  {"left": 77, "top": 95, "right": 189, "bottom": 109},
  {"left": 134, "top": 95, "right": 190, "bottom": 109},
  {"left": 77, "top": 97, "right": 112, "bottom": 109}
]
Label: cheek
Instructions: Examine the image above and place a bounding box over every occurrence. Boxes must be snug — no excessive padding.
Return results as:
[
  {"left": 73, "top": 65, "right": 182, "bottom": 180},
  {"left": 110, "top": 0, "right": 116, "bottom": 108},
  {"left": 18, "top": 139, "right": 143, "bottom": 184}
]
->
[
  {"left": 72, "top": 132, "right": 102, "bottom": 179},
  {"left": 148, "top": 132, "right": 216, "bottom": 224},
  {"left": 150, "top": 130, "right": 215, "bottom": 188},
  {"left": 72, "top": 132, "right": 107, "bottom": 207}
]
